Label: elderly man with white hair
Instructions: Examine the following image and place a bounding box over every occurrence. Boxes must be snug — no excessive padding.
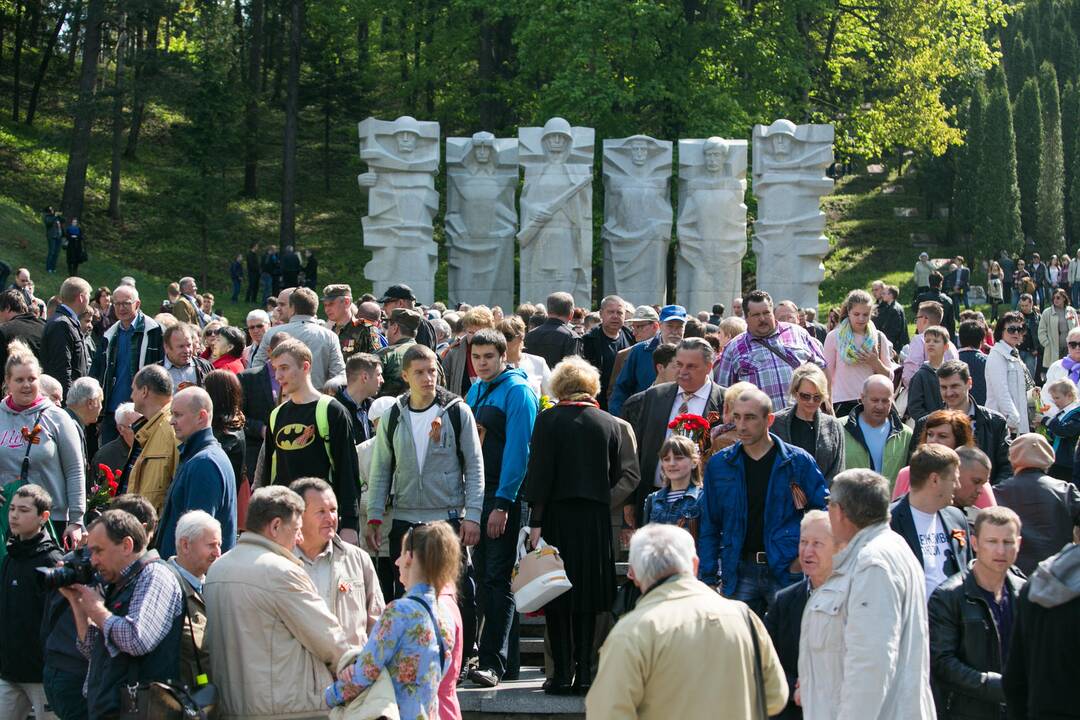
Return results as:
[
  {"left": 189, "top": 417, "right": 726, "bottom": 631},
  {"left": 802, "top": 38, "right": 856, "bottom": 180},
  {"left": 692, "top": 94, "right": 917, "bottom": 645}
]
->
[
  {"left": 242, "top": 308, "right": 271, "bottom": 366},
  {"left": 157, "top": 386, "right": 237, "bottom": 559},
  {"left": 91, "top": 401, "right": 141, "bottom": 472},
  {"left": 165, "top": 510, "right": 222, "bottom": 688},
  {"left": 89, "top": 282, "right": 163, "bottom": 444},
  {"left": 65, "top": 375, "right": 102, "bottom": 481},
  {"left": 587, "top": 524, "right": 788, "bottom": 719},
  {"left": 798, "top": 468, "right": 934, "bottom": 720}
]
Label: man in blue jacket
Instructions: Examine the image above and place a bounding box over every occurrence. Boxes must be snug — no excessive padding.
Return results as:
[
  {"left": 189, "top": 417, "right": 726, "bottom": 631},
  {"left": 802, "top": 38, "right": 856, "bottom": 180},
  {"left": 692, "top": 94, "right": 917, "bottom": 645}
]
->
[
  {"left": 465, "top": 329, "right": 538, "bottom": 688},
  {"left": 610, "top": 304, "right": 687, "bottom": 417},
  {"left": 698, "top": 387, "right": 828, "bottom": 616},
  {"left": 157, "top": 387, "right": 237, "bottom": 558}
]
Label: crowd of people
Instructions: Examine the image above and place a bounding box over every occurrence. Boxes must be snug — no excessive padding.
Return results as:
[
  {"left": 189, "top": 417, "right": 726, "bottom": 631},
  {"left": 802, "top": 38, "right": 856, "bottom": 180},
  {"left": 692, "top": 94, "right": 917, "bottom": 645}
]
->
[{"left": 0, "top": 246, "right": 1078, "bottom": 720}]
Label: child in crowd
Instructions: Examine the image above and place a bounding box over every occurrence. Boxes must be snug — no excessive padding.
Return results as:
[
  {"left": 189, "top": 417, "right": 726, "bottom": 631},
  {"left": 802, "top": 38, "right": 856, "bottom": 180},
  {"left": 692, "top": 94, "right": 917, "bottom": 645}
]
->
[
  {"left": 907, "top": 325, "right": 950, "bottom": 422},
  {"left": 1043, "top": 378, "right": 1080, "bottom": 481},
  {"left": 0, "top": 484, "right": 63, "bottom": 720},
  {"left": 643, "top": 435, "right": 703, "bottom": 541}
]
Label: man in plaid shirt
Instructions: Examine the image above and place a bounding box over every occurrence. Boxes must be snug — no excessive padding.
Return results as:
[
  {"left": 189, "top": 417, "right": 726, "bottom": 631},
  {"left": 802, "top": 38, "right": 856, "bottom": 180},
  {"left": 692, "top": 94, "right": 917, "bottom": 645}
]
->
[
  {"left": 60, "top": 510, "right": 183, "bottom": 719},
  {"left": 714, "top": 290, "right": 827, "bottom": 410}
]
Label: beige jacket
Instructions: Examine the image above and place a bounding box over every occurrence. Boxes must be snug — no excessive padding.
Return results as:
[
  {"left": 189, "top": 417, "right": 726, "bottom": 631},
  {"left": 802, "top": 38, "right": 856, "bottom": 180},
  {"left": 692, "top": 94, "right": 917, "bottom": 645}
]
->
[
  {"left": 204, "top": 532, "right": 354, "bottom": 720},
  {"left": 127, "top": 405, "right": 179, "bottom": 514},
  {"left": 587, "top": 574, "right": 788, "bottom": 719},
  {"left": 798, "top": 522, "right": 934, "bottom": 720},
  {"left": 296, "top": 536, "right": 385, "bottom": 648}
]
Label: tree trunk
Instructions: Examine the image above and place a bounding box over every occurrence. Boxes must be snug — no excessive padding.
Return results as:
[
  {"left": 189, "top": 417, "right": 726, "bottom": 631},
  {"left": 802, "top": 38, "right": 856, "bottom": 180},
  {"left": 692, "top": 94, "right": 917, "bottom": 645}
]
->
[
  {"left": 65, "top": 0, "right": 81, "bottom": 74},
  {"left": 25, "top": 0, "right": 69, "bottom": 125},
  {"left": 242, "top": 0, "right": 264, "bottom": 196},
  {"left": 323, "top": 90, "right": 331, "bottom": 194},
  {"left": 278, "top": 0, "right": 302, "bottom": 251},
  {"left": 108, "top": 20, "right": 127, "bottom": 221},
  {"left": 12, "top": 0, "right": 25, "bottom": 120},
  {"left": 60, "top": 0, "right": 105, "bottom": 221},
  {"left": 271, "top": 0, "right": 284, "bottom": 102},
  {"left": 124, "top": 8, "right": 159, "bottom": 159}
]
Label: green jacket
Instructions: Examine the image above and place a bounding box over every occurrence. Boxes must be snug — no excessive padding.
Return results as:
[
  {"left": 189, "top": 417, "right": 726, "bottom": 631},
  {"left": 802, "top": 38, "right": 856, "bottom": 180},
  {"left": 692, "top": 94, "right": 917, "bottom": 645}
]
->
[
  {"left": 376, "top": 338, "right": 417, "bottom": 397},
  {"left": 842, "top": 405, "right": 912, "bottom": 490}
]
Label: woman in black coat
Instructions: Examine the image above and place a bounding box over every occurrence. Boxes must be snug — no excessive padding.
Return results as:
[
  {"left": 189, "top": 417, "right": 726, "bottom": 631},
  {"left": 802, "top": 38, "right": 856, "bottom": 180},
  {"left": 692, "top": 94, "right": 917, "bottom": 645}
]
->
[
  {"left": 203, "top": 370, "right": 247, "bottom": 520},
  {"left": 523, "top": 356, "right": 639, "bottom": 695}
]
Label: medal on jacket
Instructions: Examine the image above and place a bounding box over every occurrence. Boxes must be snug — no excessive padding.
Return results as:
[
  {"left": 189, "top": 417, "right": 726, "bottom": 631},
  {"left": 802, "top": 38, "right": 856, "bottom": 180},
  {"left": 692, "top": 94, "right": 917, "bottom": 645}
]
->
[{"left": 429, "top": 417, "right": 442, "bottom": 442}]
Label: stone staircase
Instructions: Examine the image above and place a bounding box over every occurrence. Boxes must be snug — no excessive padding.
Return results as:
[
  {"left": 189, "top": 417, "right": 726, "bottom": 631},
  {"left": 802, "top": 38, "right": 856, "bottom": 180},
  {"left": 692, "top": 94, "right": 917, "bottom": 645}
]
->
[{"left": 457, "top": 561, "right": 630, "bottom": 719}]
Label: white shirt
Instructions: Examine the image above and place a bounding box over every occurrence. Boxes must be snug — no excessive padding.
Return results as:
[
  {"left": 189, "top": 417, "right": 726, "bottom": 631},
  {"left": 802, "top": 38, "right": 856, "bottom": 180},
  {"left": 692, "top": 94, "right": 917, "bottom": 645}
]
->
[
  {"left": 294, "top": 541, "right": 335, "bottom": 608},
  {"left": 408, "top": 402, "right": 441, "bottom": 473},
  {"left": 910, "top": 506, "right": 949, "bottom": 599},
  {"left": 655, "top": 380, "right": 713, "bottom": 484}
]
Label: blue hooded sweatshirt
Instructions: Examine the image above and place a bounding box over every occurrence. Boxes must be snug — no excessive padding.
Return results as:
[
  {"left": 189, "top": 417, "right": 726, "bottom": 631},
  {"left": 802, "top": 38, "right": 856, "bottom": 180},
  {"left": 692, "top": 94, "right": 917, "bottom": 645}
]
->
[{"left": 465, "top": 366, "right": 538, "bottom": 509}]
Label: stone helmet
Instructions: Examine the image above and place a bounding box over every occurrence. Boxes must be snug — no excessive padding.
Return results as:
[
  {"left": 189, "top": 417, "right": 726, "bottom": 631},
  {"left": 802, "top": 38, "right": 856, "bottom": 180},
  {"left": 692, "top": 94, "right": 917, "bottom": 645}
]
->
[
  {"left": 472, "top": 130, "right": 496, "bottom": 146},
  {"left": 393, "top": 115, "right": 422, "bottom": 137},
  {"left": 541, "top": 117, "right": 573, "bottom": 141},
  {"left": 764, "top": 118, "right": 797, "bottom": 137}
]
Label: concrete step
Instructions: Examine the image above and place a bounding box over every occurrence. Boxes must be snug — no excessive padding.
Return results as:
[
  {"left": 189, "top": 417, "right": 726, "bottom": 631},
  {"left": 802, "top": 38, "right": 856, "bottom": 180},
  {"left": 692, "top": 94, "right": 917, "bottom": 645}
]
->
[{"left": 459, "top": 667, "right": 585, "bottom": 719}]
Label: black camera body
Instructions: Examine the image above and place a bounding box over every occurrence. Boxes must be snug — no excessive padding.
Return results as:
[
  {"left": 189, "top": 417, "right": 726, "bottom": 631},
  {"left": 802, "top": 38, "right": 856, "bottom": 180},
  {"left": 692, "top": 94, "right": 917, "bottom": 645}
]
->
[{"left": 37, "top": 548, "right": 96, "bottom": 590}]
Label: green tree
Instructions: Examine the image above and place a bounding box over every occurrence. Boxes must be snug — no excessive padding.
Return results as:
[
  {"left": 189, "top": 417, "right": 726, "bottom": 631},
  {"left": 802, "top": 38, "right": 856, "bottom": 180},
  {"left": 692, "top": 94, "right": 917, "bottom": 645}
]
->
[
  {"left": 1062, "top": 80, "right": 1080, "bottom": 243},
  {"left": 1014, "top": 77, "right": 1043, "bottom": 240},
  {"left": 975, "top": 86, "right": 1023, "bottom": 258},
  {"left": 952, "top": 82, "right": 987, "bottom": 240},
  {"left": 1037, "top": 62, "right": 1066, "bottom": 255}
]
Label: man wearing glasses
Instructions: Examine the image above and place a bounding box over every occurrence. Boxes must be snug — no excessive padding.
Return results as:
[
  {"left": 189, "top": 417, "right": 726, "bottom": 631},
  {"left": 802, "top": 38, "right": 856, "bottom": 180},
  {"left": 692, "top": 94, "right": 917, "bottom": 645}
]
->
[{"left": 90, "top": 284, "right": 163, "bottom": 443}]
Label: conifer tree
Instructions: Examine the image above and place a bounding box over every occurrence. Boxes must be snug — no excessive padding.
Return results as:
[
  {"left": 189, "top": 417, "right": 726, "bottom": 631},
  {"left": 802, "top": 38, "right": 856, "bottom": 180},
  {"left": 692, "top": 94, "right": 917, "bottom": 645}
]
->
[
  {"left": 1037, "top": 62, "right": 1066, "bottom": 255},
  {"left": 1014, "top": 77, "right": 1044, "bottom": 241},
  {"left": 976, "top": 86, "right": 1024, "bottom": 258},
  {"left": 952, "top": 83, "right": 987, "bottom": 239}
]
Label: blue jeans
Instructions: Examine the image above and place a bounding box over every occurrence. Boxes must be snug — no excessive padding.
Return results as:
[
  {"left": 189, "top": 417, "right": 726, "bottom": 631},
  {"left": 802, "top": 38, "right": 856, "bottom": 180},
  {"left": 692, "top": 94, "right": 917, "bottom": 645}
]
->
[
  {"left": 1020, "top": 350, "right": 1039, "bottom": 382},
  {"left": 46, "top": 236, "right": 63, "bottom": 272},
  {"left": 261, "top": 273, "right": 273, "bottom": 303},
  {"left": 474, "top": 497, "right": 521, "bottom": 678},
  {"left": 731, "top": 559, "right": 801, "bottom": 617},
  {"left": 1071, "top": 283, "right": 1080, "bottom": 309},
  {"left": 43, "top": 664, "right": 88, "bottom": 720},
  {"left": 231, "top": 278, "right": 242, "bottom": 303}
]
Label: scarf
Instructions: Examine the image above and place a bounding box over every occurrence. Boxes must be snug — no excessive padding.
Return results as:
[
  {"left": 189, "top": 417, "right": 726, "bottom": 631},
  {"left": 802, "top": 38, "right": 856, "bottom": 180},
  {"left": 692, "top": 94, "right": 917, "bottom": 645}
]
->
[
  {"left": 836, "top": 318, "right": 878, "bottom": 365},
  {"left": 1063, "top": 357, "right": 1080, "bottom": 384}
]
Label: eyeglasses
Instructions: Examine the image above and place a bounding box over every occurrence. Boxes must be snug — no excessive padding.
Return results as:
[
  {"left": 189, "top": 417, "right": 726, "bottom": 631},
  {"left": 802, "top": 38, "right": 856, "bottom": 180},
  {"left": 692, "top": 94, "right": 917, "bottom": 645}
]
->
[
  {"left": 204, "top": 329, "right": 218, "bottom": 337},
  {"left": 1005, "top": 325, "right": 1026, "bottom": 335},
  {"left": 247, "top": 324, "right": 265, "bottom": 331},
  {"left": 797, "top": 391, "right": 823, "bottom": 403},
  {"left": 113, "top": 301, "right": 135, "bottom": 307},
  {"left": 1069, "top": 342, "right": 1080, "bottom": 349}
]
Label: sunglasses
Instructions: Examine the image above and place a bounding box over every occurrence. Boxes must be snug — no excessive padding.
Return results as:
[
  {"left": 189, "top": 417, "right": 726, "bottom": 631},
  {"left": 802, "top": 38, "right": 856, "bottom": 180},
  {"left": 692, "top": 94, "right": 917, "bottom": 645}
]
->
[
  {"left": 1005, "top": 325, "right": 1026, "bottom": 334},
  {"left": 1069, "top": 342, "right": 1080, "bottom": 349},
  {"left": 204, "top": 329, "right": 218, "bottom": 337},
  {"left": 797, "top": 391, "right": 823, "bottom": 403}
]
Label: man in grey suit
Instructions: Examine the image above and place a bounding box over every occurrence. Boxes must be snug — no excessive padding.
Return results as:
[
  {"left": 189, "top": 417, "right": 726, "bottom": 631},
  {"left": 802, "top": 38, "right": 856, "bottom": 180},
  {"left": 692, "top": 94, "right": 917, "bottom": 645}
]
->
[{"left": 627, "top": 337, "right": 725, "bottom": 525}]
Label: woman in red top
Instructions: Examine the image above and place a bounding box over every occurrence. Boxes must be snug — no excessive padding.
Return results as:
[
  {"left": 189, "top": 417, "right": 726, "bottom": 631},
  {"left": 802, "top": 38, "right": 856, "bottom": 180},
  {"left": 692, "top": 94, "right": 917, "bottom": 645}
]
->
[{"left": 211, "top": 325, "right": 247, "bottom": 373}]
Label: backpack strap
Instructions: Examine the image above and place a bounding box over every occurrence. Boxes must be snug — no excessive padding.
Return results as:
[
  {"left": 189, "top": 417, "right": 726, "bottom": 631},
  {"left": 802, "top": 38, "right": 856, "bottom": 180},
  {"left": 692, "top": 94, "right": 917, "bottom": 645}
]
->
[
  {"left": 384, "top": 397, "right": 466, "bottom": 484},
  {"left": 268, "top": 404, "right": 282, "bottom": 484},
  {"left": 315, "top": 395, "right": 335, "bottom": 474}
]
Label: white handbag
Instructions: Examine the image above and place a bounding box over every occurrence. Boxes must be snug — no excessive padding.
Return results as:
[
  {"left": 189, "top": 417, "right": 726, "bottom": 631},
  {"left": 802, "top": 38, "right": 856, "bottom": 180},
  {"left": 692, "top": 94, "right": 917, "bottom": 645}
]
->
[{"left": 510, "top": 527, "right": 573, "bottom": 613}]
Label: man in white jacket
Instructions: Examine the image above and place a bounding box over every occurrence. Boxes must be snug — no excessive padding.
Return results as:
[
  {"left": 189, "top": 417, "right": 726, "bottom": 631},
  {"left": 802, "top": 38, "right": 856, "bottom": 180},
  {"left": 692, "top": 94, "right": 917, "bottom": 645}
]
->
[{"left": 798, "top": 468, "right": 935, "bottom": 720}]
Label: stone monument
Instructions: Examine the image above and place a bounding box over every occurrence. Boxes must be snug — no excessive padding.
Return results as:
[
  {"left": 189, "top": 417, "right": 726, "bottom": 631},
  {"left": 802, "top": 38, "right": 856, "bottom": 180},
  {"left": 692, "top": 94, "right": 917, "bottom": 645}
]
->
[
  {"left": 357, "top": 115, "right": 440, "bottom": 303},
  {"left": 517, "top": 117, "right": 595, "bottom": 307},
  {"left": 676, "top": 137, "right": 748, "bottom": 314},
  {"left": 445, "top": 131, "right": 519, "bottom": 309},
  {"left": 751, "top": 119, "right": 834, "bottom": 310},
  {"left": 601, "top": 135, "right": 673, "bottom": 305}
]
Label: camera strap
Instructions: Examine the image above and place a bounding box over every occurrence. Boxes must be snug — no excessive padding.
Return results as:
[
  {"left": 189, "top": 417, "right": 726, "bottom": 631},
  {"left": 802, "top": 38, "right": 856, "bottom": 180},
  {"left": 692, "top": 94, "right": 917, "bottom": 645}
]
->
[{"left": 18, "top": 409, "right": 47, "bottom": 484}]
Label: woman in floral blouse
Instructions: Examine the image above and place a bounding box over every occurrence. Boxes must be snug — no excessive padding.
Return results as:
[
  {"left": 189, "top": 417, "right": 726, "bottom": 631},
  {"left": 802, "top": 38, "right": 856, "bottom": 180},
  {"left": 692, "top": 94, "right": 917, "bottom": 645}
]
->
[
  {"left": 326, "top": 522, "right": 460, "bottom": 718},
  {"left": 642, "top": 435, "right": 703, "bottom": 540}
]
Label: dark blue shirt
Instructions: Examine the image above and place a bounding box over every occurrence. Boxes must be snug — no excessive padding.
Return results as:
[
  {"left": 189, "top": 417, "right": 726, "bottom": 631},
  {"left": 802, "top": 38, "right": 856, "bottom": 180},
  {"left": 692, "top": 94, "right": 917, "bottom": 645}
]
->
[
  {"left": 108, "top": 323, "right": 135, "bottom": 411},
  {"left": 977, "top": 583, "right": 1014, "bottom": 666},
  {"left": 958, "top": 348, "right": 988, "bottom": 406}
]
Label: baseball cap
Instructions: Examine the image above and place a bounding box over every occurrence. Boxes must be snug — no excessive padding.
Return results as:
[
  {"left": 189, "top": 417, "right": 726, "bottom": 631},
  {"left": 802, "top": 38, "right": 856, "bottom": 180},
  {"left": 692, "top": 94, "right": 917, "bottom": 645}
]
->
[
  {"left": 378, "top": 284, "right": 416, "bottom": 303},
  {"left": 388, "top": 308, "right": 422, "bottom": 333},
  {"left": 659, "top": 305, "right": 688, "bottom": 323},
  {"left": 628, "top": 305, "right": 660, "bottom": 323},
  {"left": 322, "top": 284, "right": 352, "bottom": 301}
]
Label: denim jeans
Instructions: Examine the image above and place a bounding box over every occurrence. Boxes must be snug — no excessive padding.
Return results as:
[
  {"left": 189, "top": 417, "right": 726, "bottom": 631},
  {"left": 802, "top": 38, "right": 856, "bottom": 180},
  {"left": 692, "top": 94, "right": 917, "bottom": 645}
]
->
[
  {"left": 1020, "top": 350, "right": 1039, "bottom": 382},
  {"left": 730, "top": 560, "right": 801, "bottom": 617},
  {"left": 46, "top": 236, "right": 63, "bottom": 272},
  {"left": 42, "top": 664, "right": 87, "bottom": 720},
  {"left": 474, "top": 497, "right": 521, "bottom": 678},
  {"left": 231, "top": 278, "right": 241, "bottom": 303},
  {"left": 1071, "top": 283, "right": 1080, "bottom": 309},
  {"left": 261, "top": 273, "right": 273, "bottom": 303}
]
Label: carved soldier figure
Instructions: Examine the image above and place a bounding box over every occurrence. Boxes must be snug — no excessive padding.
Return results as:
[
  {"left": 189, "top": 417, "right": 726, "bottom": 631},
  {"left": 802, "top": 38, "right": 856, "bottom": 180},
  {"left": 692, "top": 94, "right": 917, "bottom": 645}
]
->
[
  {"left": 445, "top": 131, "right": 519, "bottom": 309},
  {"left": 752, "top": 119, "right": 834, "bottom": 310},
  {"left": 602, "top": 135, "right": 673, "bottom": 305},
  {"left": 676, "top": 137, "right": 748, "bottom": 314},
  {"left": 517, "top": 117, "right": 594, "bottom": 307},
  {"left": 357, "top": 115, "right": 440, "bottom": 304}
]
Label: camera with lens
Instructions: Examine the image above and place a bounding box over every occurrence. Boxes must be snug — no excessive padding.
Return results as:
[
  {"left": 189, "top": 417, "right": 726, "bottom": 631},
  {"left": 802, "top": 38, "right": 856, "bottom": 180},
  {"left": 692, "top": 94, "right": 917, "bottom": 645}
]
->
[{"left": 37, "top": 548, "right": 96, "bottom": 590}]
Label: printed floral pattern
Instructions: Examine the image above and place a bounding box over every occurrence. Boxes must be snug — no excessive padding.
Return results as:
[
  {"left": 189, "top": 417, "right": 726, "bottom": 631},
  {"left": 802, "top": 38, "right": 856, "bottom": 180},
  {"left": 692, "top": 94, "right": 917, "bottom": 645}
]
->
[{"left": 326, "top": 583, "right": 454, "bottom": 719}]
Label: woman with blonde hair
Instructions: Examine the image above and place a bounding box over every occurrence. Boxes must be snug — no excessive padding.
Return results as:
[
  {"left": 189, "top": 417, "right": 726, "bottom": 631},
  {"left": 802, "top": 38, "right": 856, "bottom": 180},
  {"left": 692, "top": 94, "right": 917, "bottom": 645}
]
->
[
  {"left": 771, "top": 363, "right": 847, "bottom": 483},
  {"left": 988, "top": 260, "right": 1005, "bottom": 321},
  {"left": 522, "top": 356, "right": 637, "bottom": 695},
  {"left": 326, "top": 522, "right": 460, "bottom": 719},
  {"left": 642, "top": 435, "right": 703, "bottom": 539},
  {"left": 0, "top": 341, "right": 86, "bottom": 547},
  {"left": 823, "top": 289, "right": 895, "bottom": 417}
]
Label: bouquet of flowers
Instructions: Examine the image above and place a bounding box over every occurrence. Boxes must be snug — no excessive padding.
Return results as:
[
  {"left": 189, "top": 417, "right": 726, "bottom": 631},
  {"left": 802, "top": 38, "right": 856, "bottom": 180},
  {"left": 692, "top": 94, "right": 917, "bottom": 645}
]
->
[
  {"left": 87, "top": 464, "right": 121, "bottom": 513},
  {"left": 538, "top": 395, "right": 556, "bottom": 412},
  {"left": 668, "top": 413, "right": 711, "bottom": 454}
]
